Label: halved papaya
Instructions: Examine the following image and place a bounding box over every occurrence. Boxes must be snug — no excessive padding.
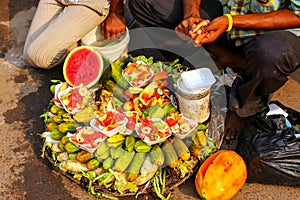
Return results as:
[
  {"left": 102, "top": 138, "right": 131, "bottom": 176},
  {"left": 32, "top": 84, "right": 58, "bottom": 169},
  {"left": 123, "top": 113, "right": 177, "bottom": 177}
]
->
[{"left": 195, "top": 150, "right": 247, "bottom": 200}]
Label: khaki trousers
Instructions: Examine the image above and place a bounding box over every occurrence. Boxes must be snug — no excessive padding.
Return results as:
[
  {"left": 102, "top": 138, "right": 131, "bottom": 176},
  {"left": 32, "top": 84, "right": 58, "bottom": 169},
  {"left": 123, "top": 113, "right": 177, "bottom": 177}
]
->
[{"left": 23, "top": 0, "right": 109, "bottom": 69}]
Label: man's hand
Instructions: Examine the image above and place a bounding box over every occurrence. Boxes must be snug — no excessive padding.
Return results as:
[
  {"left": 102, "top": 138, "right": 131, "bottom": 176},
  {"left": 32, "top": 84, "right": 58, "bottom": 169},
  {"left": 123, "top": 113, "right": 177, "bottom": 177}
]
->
[
  {"left": 188, "top": 20, "right": 209, "bottom": 41},
  {"left": 100, "top": 0, "right": 126, "bottom": 39},
  {"left": 100, "top": 13, "right": 126, "bottom": 39},
  {"left": 175, "top": 17, "right": 202, "bottom": 36},
  {"left": 191, "top": 15, "right": 228, "bottom": 45},
  {"left": 175, "top": 0, "right": 202, "bottom": 36}
]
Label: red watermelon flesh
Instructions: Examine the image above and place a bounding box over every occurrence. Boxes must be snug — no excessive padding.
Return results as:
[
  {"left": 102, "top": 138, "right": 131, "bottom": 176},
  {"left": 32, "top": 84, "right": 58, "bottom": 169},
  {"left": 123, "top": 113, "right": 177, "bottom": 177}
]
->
[{"left": 63, "top": 46, "right": 103, "bottom": 88}]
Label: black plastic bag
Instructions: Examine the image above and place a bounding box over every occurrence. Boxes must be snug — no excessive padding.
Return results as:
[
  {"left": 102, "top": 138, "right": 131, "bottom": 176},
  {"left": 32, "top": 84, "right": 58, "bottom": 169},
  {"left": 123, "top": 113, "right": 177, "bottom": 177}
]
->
[{"left": 236, "top": 101, "right": 300, "bottom": 186}]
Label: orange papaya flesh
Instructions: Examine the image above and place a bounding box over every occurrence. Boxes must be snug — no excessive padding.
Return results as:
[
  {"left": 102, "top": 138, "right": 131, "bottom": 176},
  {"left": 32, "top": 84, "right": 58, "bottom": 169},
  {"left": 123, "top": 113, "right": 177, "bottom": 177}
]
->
[
  {"left": 195, "top": 150, "right": 221, "bottom": 195},
  {"left": 195, "top": 150, "right": 247, "bottom": 200}
]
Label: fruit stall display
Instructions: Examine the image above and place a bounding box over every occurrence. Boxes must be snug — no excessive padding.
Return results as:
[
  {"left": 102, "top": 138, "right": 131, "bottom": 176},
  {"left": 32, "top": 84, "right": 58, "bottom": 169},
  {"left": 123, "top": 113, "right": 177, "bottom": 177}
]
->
[{"left": 39, "top": 46, "right": 224, "bottom": 199}]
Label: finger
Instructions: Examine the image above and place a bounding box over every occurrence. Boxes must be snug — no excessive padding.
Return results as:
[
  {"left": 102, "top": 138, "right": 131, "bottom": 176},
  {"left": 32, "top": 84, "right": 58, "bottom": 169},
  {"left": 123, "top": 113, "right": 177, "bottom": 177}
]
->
[
  {"left": 102, "top": 24, "right": 111, "bottom": 39},
  {"left": 120, "top": 27, "right": 126, "bottom": 35},
  {"left": 225, "top": 139, "right": 231, "bottom": 145},
  {"left": 196, "top": 29, "right": 202, "bottom": 35},
  {"left": 113, "top": 28, "right": 127, "bottom": 39},
  {"left": 104, "top": 31, "right": 109, "bottom": 39},
  {"left": 100, "top": 23, "right": 105, "bottom": 36},
  {"left": 194, "top": 32, "right": 208, "bottom": 44},
  {"left": 198, "top": 37, "right": 209, "bottom": 44},
  {"left": 177, "top": 23, "right": 186, "bottom": 32},
  {"left": 225, "top": 129, "right": 236, "bottom": 140},
  {"left": 231, "top": 130, "right": 238, "bottom": 139},
  {"left": 197, "top": 32, "right": 217, "bottom": 44},
  {"left": 194, "top": 34, "right": 204, "bottom": 43},
  {"left": 192, "top": 20, "right": 209, "bottom": 33},
  {"left": 225, "top": 129, "right": 232, "bottom": 140},
  {"left": 224, "top": 124, "right": 233, "bottom": 140},
  {"left": 183, "top": 27, "right": 190, "bottom": 36},
  {"left": 175, "top": 25, "right": 184, "bottom": 35},
  {"left": 105, "top": 30, "right": 112, "bottom": 39},
  {"left": 189, "top": 29, "right": 202, "bottom": 39},
  {"left": 189, "top": 31, "right": 197, "bottom": 39}
]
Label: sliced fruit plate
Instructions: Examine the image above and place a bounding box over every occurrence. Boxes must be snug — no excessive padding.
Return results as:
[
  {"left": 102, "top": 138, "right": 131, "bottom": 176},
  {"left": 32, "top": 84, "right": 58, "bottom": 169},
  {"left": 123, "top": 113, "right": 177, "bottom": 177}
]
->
[
  {"left": 57, "top": 84, "right": 92, "bottom": 114},
  {"left": 122, "top": 60, "right": 154, "bottom": 88},
  {"left": 165, "top": 113, "right": 198, "bottom": 139},
  {"left": 68, "top": 126, "right": 107, "bottom": 153},
  {"left": 90, "top": 110, "right": 128, "bottom": 137},
  {"left": 136, "top": 118, "right": 172, "bottom": 145}
]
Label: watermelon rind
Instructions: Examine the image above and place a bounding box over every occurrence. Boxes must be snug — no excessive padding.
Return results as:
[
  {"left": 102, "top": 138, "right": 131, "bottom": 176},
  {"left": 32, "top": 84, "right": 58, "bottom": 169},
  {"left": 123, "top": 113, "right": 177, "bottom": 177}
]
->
[{"left": 63, "top": 46, "right": 104, "bottom": 88}]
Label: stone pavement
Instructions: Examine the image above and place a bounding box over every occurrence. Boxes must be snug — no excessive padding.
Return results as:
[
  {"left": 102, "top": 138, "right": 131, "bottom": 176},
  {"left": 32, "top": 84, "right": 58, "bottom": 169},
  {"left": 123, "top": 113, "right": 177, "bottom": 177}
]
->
[{"left": 0, "top": 0, "right": 299, "bottom": 199}]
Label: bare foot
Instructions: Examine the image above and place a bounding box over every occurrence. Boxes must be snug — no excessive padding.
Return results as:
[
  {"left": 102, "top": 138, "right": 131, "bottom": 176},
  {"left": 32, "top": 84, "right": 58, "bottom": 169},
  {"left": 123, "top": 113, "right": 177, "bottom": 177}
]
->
[{"left": 224, "top": 111, "right": 248, "bottom": 140}]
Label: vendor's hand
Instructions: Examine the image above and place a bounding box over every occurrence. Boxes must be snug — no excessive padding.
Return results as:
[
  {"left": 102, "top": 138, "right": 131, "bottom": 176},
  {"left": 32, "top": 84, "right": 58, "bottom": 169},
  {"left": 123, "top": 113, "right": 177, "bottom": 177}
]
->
[
  {"left": 100, "top": 12, "right": 126, "bottom": 39},
  {"left": 224, "top": 111, "right": 249, "bottom": 142},
  {"left": 175, "top": 17, "right": 202, "bottom": 37},
  {"left": 192, "top": 16, "right": 228, "bottom": 45},
  {"left": 188, "top": 20, "right": 210, "bottom": 41}
]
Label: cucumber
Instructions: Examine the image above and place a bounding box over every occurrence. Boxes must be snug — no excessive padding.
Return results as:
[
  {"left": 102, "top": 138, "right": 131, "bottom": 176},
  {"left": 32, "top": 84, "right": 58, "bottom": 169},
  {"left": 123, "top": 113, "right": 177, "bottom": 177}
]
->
[
  {"left": 162, "top": 139, "right": 179, "bottom": 168},
  {"left": 102, "top": 157, "right": 115, "bottom": 170},
  {"left": 173, "top": 137, "right": 191, "bottom": 161},
  {"left": 114, "top": 151, "right": 135, "bottom": 172},
  {"left": 127, "top": 152, "right": 146, "bottom": 182},
  {"left": 150, "top": 144, "right": 165, "bottom": 167}
]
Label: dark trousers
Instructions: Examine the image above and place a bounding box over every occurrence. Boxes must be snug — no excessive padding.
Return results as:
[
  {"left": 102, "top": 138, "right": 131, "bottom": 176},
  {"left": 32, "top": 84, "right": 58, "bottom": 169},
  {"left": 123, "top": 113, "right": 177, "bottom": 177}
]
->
[
  {"left": 232, "top": 31, "right": 300, "bottom": 117},
  {"left": 128, "top": 0, "right": 300, "bottom": 117}
]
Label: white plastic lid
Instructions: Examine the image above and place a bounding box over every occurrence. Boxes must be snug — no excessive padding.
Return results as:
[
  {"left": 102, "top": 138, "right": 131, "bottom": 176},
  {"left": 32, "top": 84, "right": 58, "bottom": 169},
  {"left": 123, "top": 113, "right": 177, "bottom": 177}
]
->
[
  {"left": 266, "top": 103, "right": 288, "bottom": 117},
  {"left": 180, "top": 68, "right": 216, "bottom": 89}
]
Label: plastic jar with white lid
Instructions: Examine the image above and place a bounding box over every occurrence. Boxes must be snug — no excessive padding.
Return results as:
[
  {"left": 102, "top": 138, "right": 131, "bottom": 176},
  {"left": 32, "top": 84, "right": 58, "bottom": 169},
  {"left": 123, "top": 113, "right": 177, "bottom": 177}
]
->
[{"left": 175, "top": 77, "right": 211, "bottom": 123}]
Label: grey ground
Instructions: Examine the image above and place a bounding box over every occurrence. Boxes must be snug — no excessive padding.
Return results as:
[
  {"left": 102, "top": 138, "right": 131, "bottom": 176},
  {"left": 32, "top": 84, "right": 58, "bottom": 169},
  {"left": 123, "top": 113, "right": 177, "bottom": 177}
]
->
[{"left": 0, "top": 0, "right": 300, "bottom": 199}]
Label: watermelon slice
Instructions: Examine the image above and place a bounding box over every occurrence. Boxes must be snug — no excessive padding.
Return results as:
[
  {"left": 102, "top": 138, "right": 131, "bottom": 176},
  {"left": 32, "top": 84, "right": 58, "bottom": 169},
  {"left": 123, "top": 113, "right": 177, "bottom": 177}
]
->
[{"left": 63, "top": 46, "right": 104, "bottom": 88}]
